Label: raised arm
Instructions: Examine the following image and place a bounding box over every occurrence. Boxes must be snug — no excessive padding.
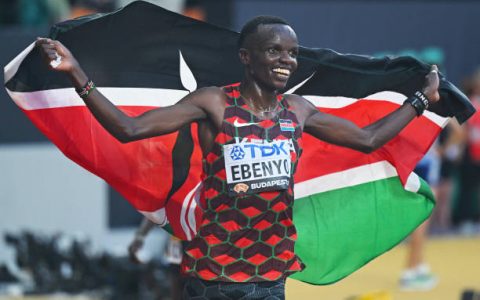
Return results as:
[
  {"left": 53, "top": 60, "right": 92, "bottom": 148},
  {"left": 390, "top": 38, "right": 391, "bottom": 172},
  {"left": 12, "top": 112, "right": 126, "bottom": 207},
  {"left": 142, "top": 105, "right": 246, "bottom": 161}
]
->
[
  {"left": 36, "top": 38, "right": 225, "bottom": 143},
  {"left": 299, "top": 66, "right": 440, "bottom": 153}
]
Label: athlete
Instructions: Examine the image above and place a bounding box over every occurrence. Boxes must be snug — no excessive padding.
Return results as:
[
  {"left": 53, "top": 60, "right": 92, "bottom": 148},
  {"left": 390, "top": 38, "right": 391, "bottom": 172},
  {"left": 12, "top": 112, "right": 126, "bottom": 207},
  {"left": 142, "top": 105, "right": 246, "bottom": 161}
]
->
[{"left": 36, "top": 16, "right": 440, "bottom": 299}]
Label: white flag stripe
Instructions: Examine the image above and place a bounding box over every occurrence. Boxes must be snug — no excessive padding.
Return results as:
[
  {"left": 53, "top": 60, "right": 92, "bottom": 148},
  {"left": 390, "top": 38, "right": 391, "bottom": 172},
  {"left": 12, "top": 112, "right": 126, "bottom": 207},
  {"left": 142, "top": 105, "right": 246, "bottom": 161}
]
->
[
  {"left": 284, "top": 71, "right": 316, "bottom": 94},
  {"left": 8, "top": 88, "right": 448, "bottom": 127},
  {"left": 294, "top": 160, "right": 416, "bottom": 199},
  {"left": 303, "top": 95, "right": 357, "bottom": 108},
  {"left": 140, "top": 207, "right": 168, "bottom": 227},
  {"left": 304, "top": 92, "right": 449, "bottom": 127},
  {"left": 4, "top": 42, "right": 35, "bottom": 83},
  {"left": 153, "top": 161, "right": 421, "bottom": 232},
  {"left": 7, "top": 87, "right": 188, "bottom": 110},
  {"left": 176, "top": 161, "right": 407, "bottom": 235},
  {"left": 179, "top": 50, "right": 197, "bottom": 92},
  {"left": 405, "top": 172, "right": 421, "bottom": 193}
]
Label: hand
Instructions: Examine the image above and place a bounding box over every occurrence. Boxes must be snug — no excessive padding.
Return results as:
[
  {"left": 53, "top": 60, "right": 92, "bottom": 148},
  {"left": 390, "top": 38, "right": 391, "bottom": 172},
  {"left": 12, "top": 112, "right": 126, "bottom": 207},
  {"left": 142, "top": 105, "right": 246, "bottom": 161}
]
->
[
  {"left": 128, "top": 236, "right": 144, "bottom": 264},
  {"left": 36, "top": 38, "right": 78, "bottom": 73},
  {"left": 422, "top": 65, "right": 440, "bottom": 103}
]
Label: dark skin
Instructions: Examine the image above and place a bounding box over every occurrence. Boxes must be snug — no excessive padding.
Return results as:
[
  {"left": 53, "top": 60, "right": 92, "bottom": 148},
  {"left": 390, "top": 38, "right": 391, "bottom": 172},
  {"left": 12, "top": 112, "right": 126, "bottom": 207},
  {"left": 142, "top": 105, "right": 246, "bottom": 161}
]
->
[{"left": 36, "top": 23, "right": 440, "bottom": 156}]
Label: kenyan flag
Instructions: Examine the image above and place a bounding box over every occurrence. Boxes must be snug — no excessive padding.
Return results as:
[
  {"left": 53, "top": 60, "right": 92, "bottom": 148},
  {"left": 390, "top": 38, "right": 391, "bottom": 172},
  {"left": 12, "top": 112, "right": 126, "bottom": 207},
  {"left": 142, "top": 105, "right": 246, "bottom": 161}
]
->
[
  {"left": 4, "top": 1, "right": 473, "bottom": 285},
  {"left": 289, "top": 92, "right": 440, "bottom": 284}
]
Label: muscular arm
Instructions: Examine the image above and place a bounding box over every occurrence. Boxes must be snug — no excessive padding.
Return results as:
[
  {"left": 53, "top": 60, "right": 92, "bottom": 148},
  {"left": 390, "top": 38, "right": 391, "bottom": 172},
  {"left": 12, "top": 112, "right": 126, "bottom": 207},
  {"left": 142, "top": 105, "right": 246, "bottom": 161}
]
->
[
  {"left": 292, "top": 66, "right": 440, "bottom": 153},
  {"left": 303, "top": 102, "right": 417, "bottom": 153},
  {"left": 71, "top": 65, "right": 217, "bottom": 142},
  {"left": 36, "top": 38, "right": 225, "bottom": 143}
]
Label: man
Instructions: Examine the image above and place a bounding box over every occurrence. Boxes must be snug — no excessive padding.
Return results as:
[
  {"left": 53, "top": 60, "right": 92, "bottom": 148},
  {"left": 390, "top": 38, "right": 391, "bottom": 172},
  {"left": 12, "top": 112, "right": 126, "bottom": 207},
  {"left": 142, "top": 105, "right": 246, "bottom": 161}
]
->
[{"left": 37, "top": 16, "right": 439, "bottom": 299}]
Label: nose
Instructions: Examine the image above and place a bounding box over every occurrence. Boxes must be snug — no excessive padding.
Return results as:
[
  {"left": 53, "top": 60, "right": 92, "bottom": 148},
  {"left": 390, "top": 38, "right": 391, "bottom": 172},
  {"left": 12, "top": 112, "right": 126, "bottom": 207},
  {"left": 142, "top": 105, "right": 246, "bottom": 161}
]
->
[{"left": 279, "top": 50, "right": 296, "bottom": 67}]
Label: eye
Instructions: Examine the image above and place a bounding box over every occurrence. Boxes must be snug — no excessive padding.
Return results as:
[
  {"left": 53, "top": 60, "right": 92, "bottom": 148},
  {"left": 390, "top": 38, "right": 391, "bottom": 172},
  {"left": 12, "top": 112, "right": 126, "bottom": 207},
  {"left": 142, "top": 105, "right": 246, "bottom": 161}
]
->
[
  {"left": 289, "top": 49, "right": 299, "bottom": 58},
  {"left": 267, "top": 48, "right": 278, "bottom": 55}
]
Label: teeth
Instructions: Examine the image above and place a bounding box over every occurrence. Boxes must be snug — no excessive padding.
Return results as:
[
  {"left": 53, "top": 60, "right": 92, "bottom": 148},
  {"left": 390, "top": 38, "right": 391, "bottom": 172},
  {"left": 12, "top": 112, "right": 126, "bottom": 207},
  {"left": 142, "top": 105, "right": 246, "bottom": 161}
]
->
[{"left": 273, "top": 68, "right": 290, "bottom": 76}]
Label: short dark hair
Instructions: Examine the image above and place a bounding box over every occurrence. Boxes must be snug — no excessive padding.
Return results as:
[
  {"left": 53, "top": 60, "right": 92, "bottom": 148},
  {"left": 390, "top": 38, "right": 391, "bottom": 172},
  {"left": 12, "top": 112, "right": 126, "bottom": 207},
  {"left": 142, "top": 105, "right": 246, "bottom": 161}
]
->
[{"left": 238, "top": 16, "right": 290, "bottom": 49}]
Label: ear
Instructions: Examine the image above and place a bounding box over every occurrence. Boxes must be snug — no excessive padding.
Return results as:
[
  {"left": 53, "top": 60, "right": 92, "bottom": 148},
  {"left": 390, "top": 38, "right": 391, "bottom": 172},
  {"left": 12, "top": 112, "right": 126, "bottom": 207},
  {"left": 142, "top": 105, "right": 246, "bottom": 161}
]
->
[{"left": 238, "top": 48, "right": 250, "bottom": 65}]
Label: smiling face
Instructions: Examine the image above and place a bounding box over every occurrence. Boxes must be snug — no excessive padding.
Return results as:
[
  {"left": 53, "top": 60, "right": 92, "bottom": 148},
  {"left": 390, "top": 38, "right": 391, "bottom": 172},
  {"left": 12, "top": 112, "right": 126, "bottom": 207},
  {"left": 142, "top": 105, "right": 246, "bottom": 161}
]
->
[{"left": 239, "top": 24, "right": 299, "bottom": 91}]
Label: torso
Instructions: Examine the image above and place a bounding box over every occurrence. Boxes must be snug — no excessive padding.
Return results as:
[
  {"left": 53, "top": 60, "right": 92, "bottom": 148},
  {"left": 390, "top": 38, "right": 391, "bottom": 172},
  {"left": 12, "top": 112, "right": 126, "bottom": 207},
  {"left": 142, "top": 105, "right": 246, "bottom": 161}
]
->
[
  {"left": 181, "top": 83, "right": 305, "bottom": 282},
  {"left": 197, "top": 88, "right": 312, "bottom": 158}
]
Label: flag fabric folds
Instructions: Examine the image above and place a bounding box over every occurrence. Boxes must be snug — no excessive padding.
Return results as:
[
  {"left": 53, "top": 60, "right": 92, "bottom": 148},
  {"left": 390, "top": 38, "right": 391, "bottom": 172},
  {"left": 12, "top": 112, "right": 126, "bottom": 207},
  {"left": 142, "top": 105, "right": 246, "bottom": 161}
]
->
[{"left": 4, "top": 0, "right": 474, "bottom": 285}]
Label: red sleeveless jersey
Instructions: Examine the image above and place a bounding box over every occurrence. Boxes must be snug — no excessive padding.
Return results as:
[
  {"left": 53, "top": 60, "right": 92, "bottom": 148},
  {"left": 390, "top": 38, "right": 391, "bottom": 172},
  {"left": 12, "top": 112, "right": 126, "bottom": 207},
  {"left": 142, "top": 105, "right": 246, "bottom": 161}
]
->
[{"left": 181, "top": 83, "right": 305, "bottom": 282}]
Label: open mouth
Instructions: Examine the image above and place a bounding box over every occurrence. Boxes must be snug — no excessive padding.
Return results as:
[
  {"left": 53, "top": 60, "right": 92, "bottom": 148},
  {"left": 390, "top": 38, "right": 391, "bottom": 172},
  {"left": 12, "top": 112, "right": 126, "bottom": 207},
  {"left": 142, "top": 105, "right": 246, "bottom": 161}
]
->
[{"left": 272, "top": 68, "right": 291, "bottom": 77}]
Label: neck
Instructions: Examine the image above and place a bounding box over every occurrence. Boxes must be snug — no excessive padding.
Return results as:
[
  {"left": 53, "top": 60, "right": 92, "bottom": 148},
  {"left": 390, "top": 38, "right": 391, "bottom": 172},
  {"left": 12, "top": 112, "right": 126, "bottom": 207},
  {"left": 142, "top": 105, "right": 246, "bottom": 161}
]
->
[{"left": 239, "top": 80, "right": 278, "bottom": 111}]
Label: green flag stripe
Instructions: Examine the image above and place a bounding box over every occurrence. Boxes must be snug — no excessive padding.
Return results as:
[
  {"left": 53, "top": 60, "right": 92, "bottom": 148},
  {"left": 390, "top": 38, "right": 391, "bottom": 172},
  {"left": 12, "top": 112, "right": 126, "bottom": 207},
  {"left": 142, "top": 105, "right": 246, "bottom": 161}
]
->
[{"left": 291, "top": 175, "right": 434, "bottom": 284}]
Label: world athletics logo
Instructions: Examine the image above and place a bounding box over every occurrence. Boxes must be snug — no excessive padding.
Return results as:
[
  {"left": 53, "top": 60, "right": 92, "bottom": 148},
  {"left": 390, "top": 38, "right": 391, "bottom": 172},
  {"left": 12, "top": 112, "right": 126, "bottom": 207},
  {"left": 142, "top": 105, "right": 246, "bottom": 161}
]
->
[{"left": 230, "top": 145, "right": 245, "bottom": 160}]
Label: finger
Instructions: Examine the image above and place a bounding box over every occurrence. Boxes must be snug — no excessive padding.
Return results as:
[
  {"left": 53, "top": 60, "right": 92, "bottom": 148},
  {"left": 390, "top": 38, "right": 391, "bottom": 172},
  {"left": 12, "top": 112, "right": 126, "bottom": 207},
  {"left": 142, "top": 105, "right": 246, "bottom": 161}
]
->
[
  {"left": 39, "top": 49, "right": 56, "bottom": 62},
  {"left": 40, "top": 38, "right": 55, "bottom": 45},
  {"left": 35, "top": 37, "right": 49, "bottom": 44},
  {"left": 48, "top": 54, "right": 59, "bottom": 62},
  {"left": 41, "top": 46, "right": 56, "bottom": 52},
  {"left": 428, "top": 65, "right": 439, "bottom": 78},
  {"left": 37, "top": 42, "right": 56, "bottom": 53},
  {"left": 36, "top": 40, "right": 52, "bottom": 48},
  {"left": 36, "top": 38, "right": 57, "bottom": 48},
  {"left": 425, "top": 65, "right": 439, "bottom": 81},
  {"left": 51, "top": 41, "right": 67, "bottom": 56},
  {"left": 47, "top": 48, "right": 59, "bottom": 56},
  {"left": 44, "top": 49, "right": 57, "bottom": 56}
]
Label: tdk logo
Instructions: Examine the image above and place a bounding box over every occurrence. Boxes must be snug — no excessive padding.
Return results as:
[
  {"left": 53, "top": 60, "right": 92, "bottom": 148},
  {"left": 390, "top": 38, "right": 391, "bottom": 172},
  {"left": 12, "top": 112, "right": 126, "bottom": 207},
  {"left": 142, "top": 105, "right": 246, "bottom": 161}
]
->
[
  {"left": 230, "top": 146, "right": 245, "bottom": 160},
  {"left": 244, "top": 142, "right": 288, "bottom": 158}
]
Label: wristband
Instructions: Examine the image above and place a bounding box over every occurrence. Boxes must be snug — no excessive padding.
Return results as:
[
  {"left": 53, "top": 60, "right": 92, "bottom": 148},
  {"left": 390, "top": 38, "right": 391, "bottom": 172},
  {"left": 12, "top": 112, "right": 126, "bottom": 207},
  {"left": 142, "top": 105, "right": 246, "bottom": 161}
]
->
[
  {"left": 404, "top": 91, "right": 429, "bottom": 116},
  {"left": 414, "top": 91, "right": 429, "bottom": 109},
  {"left": 76, "top": 80, "right": 96, "bottom": 99}
]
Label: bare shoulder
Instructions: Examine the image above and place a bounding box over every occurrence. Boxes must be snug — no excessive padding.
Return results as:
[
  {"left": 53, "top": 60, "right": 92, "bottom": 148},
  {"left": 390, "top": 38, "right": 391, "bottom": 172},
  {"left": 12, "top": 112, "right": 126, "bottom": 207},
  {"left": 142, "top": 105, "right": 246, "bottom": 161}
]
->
[
  {"left": 284, "top": 94, "right": 318, "bottom": 126},
  {"left": 185, "top": 86, "right": 227, "bottom": 108},
  {"left": 185, "top": 86, "right": 228, "bottom": 129},
  {"left": 196, "top": 86, "right": 226, "bottom": 97},
  {"left": 284, "top": 94, "right": 313, "bottom": 108}
]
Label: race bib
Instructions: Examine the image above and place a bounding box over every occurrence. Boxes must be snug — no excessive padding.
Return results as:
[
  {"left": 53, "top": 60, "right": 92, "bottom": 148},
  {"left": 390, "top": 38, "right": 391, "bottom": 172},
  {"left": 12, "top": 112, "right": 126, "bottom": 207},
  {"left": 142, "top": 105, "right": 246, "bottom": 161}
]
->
[{"left": 224, "top": 139, "right": 292, "bottom": 196}]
